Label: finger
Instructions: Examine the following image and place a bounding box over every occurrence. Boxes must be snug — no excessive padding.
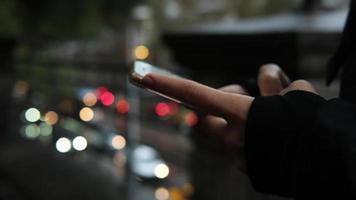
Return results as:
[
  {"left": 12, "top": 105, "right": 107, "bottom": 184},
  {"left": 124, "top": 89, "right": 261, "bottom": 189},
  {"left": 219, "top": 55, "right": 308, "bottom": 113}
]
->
[
  {"left": 280, "top": 80, "right": 318, "bottom": 95},
  {"left": 200, "top": 116, "right": 244, "bottom": 148},
  {"left": 141, "top": 73, "right": 254, "bottom": 120},
  {"left": 258, "top": 64, "right": 291, "bottom": 96},
  {"left": 199, "top": 85, "right": 248, "bottom": 135},
  {"left": 200, "top": 85, "right": 247, "bottom": 133},
  {"left": 201, "top": 116, "right": 227, "bottom": 135}
]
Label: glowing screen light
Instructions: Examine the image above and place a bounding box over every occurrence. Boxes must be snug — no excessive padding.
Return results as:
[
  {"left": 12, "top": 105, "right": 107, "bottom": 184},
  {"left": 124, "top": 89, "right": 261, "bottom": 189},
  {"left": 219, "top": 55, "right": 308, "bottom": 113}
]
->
[
  {"left": 72, "top": 136, "right": 88, "bottom": 151},
  {"left": 154, "top": 163, "right": 169, "bottom": 179},
  {"left": 155, "top": 187, "right": 170, "bottom": 200},
  {"left": 25, "top": 108, "right": 41, "bottom": 122},
  {"left": 134, "top": 45, "right": 150, "bottom": 60},
  {"left": 116, "top": 99, "right": 130, "bottom": 114},
  {"left": 56, "top": 137, "right": 71, "bottom": 153},
  {"left": 100, "top": 91, "right": 115, "bottom": 106},
  {"left": 79, "top": 107, "right": 94, "bottom": 122},
  {"left": 83, "top": 92, "right": 97, "bottom": 107},
  {"left": 44, "top": 111, "right": 59, "bottom": 125},
  {"left": 111, "top": 135, "right": 126, "bottom": 150},
  {"left": 155, "top": 102, "right": 170, "bottom": 117}
]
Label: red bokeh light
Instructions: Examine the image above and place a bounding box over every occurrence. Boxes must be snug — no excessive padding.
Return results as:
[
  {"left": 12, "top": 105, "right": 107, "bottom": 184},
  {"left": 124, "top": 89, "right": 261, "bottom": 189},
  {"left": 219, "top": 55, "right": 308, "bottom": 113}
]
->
[
  {"left": 184, "top": 112, "right": 198, "bottom": 127},
  {"left": 155, "top": 102, "right": 171, "bottom": 117},
  {"left": 116, "top": 99, "right": 130, "bottom": 114},
  {"left": 101, "top": 91, "right": 115, "bottom": 106},
  {"left": 96, "top": 86, "right": 108, "bottom": 98}
]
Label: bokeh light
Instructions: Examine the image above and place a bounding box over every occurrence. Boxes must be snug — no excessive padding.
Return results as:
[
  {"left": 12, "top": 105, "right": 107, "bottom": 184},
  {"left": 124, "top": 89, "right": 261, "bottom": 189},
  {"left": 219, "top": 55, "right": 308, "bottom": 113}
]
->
[
  {"left": 44, "top": 111, "right": 59, "bottom": 125},
  {"left": 25, "top": 108, "right": 41, "bottom": 122},
  {"left": 13, "top": 80, "right": 30, "bottom": 97},
  {"left": 72, "top": 136, "right": 88, "bottom": 151},
  {"left": 154, "top": 163, "right": 169, "bottom": 179},
  {"left": 182, "top": 183, "right": 194, "bottom": 197},
  {"left": 100, "top": 91, "right": 115, "bottom": 106},
  {"left": 155, "top": 102, "right": 170, "bottom": 117},
  {"left": 83, "top": 92, "right": 97, "bottom": 107},
  {"left": 113, "top": 152, "right": 127, "bottom": 168},
  {"left": 39, "top": 122, "right": 53, "bottom": 136},
  {"left": 111, "top": 135, "right": 126, "bottom": 150},
  {"left": 134, "top": 45, "right": 150, "bottom": 60},
  {"left": 155, "top": 187, "right": 170, "bottom": 200},
  {"left": 96, "top": 86, "right": 108, "bottom": 98},
  {"left": 170, "top": 187, "right": 184, "bottom": 200},
  {"left": 56, "top": 137, "right": 72, "bottom": 153},
  {"left": 184, "top": 112, "right": 198, "bottom": 127},
  {"left": 116, "top": 99, "right": 130, "bottom": 114},
  {"left": 25, "top": 124, "right": 40, "bottom": 139},
  {"left": 79, "top": 107, "right": 94, "bottom": 122}
]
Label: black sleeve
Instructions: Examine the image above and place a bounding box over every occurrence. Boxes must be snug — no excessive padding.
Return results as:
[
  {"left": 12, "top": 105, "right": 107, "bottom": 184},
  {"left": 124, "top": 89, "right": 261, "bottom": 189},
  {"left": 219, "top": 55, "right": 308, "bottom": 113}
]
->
[{"left": 245, "top": 90, "right": 356, "bottom": 199}]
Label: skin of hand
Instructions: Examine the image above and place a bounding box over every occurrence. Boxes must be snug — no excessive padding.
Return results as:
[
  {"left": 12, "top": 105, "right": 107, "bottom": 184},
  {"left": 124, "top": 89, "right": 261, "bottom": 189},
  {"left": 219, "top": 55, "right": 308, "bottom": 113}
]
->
[
  {"left": 141, "top": 63, "right": 318, "bottom": 171},
  {"left": 258, "top": 64, "right": 317, "bottom": 96}
]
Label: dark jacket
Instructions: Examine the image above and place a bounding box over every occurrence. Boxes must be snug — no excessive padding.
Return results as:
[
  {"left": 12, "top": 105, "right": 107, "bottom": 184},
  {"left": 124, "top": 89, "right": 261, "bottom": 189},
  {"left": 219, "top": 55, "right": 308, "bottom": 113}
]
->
[{"left": 245, "top": 0, "right": 356, "bottom": 199}]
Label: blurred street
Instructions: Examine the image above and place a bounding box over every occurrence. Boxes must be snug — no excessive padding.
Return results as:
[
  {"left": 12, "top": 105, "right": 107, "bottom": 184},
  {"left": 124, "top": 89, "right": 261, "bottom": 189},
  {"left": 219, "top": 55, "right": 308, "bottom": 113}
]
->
[{"left": 0, "top": 0, "right": 350, "bottom": 200}]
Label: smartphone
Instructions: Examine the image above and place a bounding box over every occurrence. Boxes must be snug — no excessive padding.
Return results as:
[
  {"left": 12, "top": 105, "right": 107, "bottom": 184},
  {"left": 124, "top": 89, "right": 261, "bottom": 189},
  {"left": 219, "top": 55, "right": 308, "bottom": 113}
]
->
[{"left": 129, "top": 61, "right": 183, "bottom": 104}]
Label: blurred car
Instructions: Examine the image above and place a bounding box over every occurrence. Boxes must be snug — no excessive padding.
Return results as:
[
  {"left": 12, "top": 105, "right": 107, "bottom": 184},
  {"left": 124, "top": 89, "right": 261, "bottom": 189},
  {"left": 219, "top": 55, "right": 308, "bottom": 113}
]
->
[{"left": 131, "top": 145, "right": 169, "bottom": 180}]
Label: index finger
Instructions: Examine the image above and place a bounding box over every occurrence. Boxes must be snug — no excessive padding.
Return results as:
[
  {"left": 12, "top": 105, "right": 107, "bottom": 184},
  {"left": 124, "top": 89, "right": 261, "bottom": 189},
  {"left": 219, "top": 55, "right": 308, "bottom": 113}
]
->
[{"left": 141, "top": 73, "right": 253, "bottom": 121}]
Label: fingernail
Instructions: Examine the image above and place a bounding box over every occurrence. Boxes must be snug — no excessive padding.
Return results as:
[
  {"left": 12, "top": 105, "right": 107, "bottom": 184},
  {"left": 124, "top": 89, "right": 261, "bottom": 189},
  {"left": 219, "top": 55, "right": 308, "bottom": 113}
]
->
[{"left": 141, "top": 75, "right": 154, "bottom": 87}]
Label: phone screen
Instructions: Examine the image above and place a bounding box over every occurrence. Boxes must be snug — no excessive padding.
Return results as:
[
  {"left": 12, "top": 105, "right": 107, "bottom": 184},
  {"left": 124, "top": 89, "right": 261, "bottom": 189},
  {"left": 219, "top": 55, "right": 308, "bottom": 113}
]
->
[{"left": 129, "top": 61, "right": 183, "bottom": 104}]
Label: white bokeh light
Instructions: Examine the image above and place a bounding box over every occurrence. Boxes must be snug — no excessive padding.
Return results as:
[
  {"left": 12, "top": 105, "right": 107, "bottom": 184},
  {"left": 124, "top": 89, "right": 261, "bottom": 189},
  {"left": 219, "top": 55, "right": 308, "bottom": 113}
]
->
[
  {"left": 56, "top": 137, "right": 71, "bottom": 153},
  {"left": 25, "top": 108, "right": 41, "bottom": 122},
  {"left": 154, "top": 163, "right": 169, "bottom": 179},
  {"left": 72, "top": 136, "right": 88, "bottom": 151}
]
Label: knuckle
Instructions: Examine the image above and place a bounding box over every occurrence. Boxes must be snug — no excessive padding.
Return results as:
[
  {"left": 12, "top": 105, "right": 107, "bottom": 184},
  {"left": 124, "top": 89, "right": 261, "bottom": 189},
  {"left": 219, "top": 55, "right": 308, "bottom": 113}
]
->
[
  {"left": 290, "top": 79, "right": 311, "bottom": 88},
  {"left": 284, "top": 79, "right": 316, "bottom": 94}
]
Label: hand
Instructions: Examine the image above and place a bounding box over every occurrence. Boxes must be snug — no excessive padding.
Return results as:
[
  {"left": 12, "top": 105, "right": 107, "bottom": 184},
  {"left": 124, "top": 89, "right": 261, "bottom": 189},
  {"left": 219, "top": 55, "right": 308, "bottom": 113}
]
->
[
  {"left": 195, "top": 63, "right": 315, "bottom": 150},
  {"left": 141, "top": 73, "right": 254, "bottom": 149},
  {"left": 141, "top": 64, "right": 318, "bottom": 172},
  {"left": 141, "top": 64, "right": 317, "bottom": 136},
  {"left": 200, "top": 84, "right": 249, "bottom": 150}
]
